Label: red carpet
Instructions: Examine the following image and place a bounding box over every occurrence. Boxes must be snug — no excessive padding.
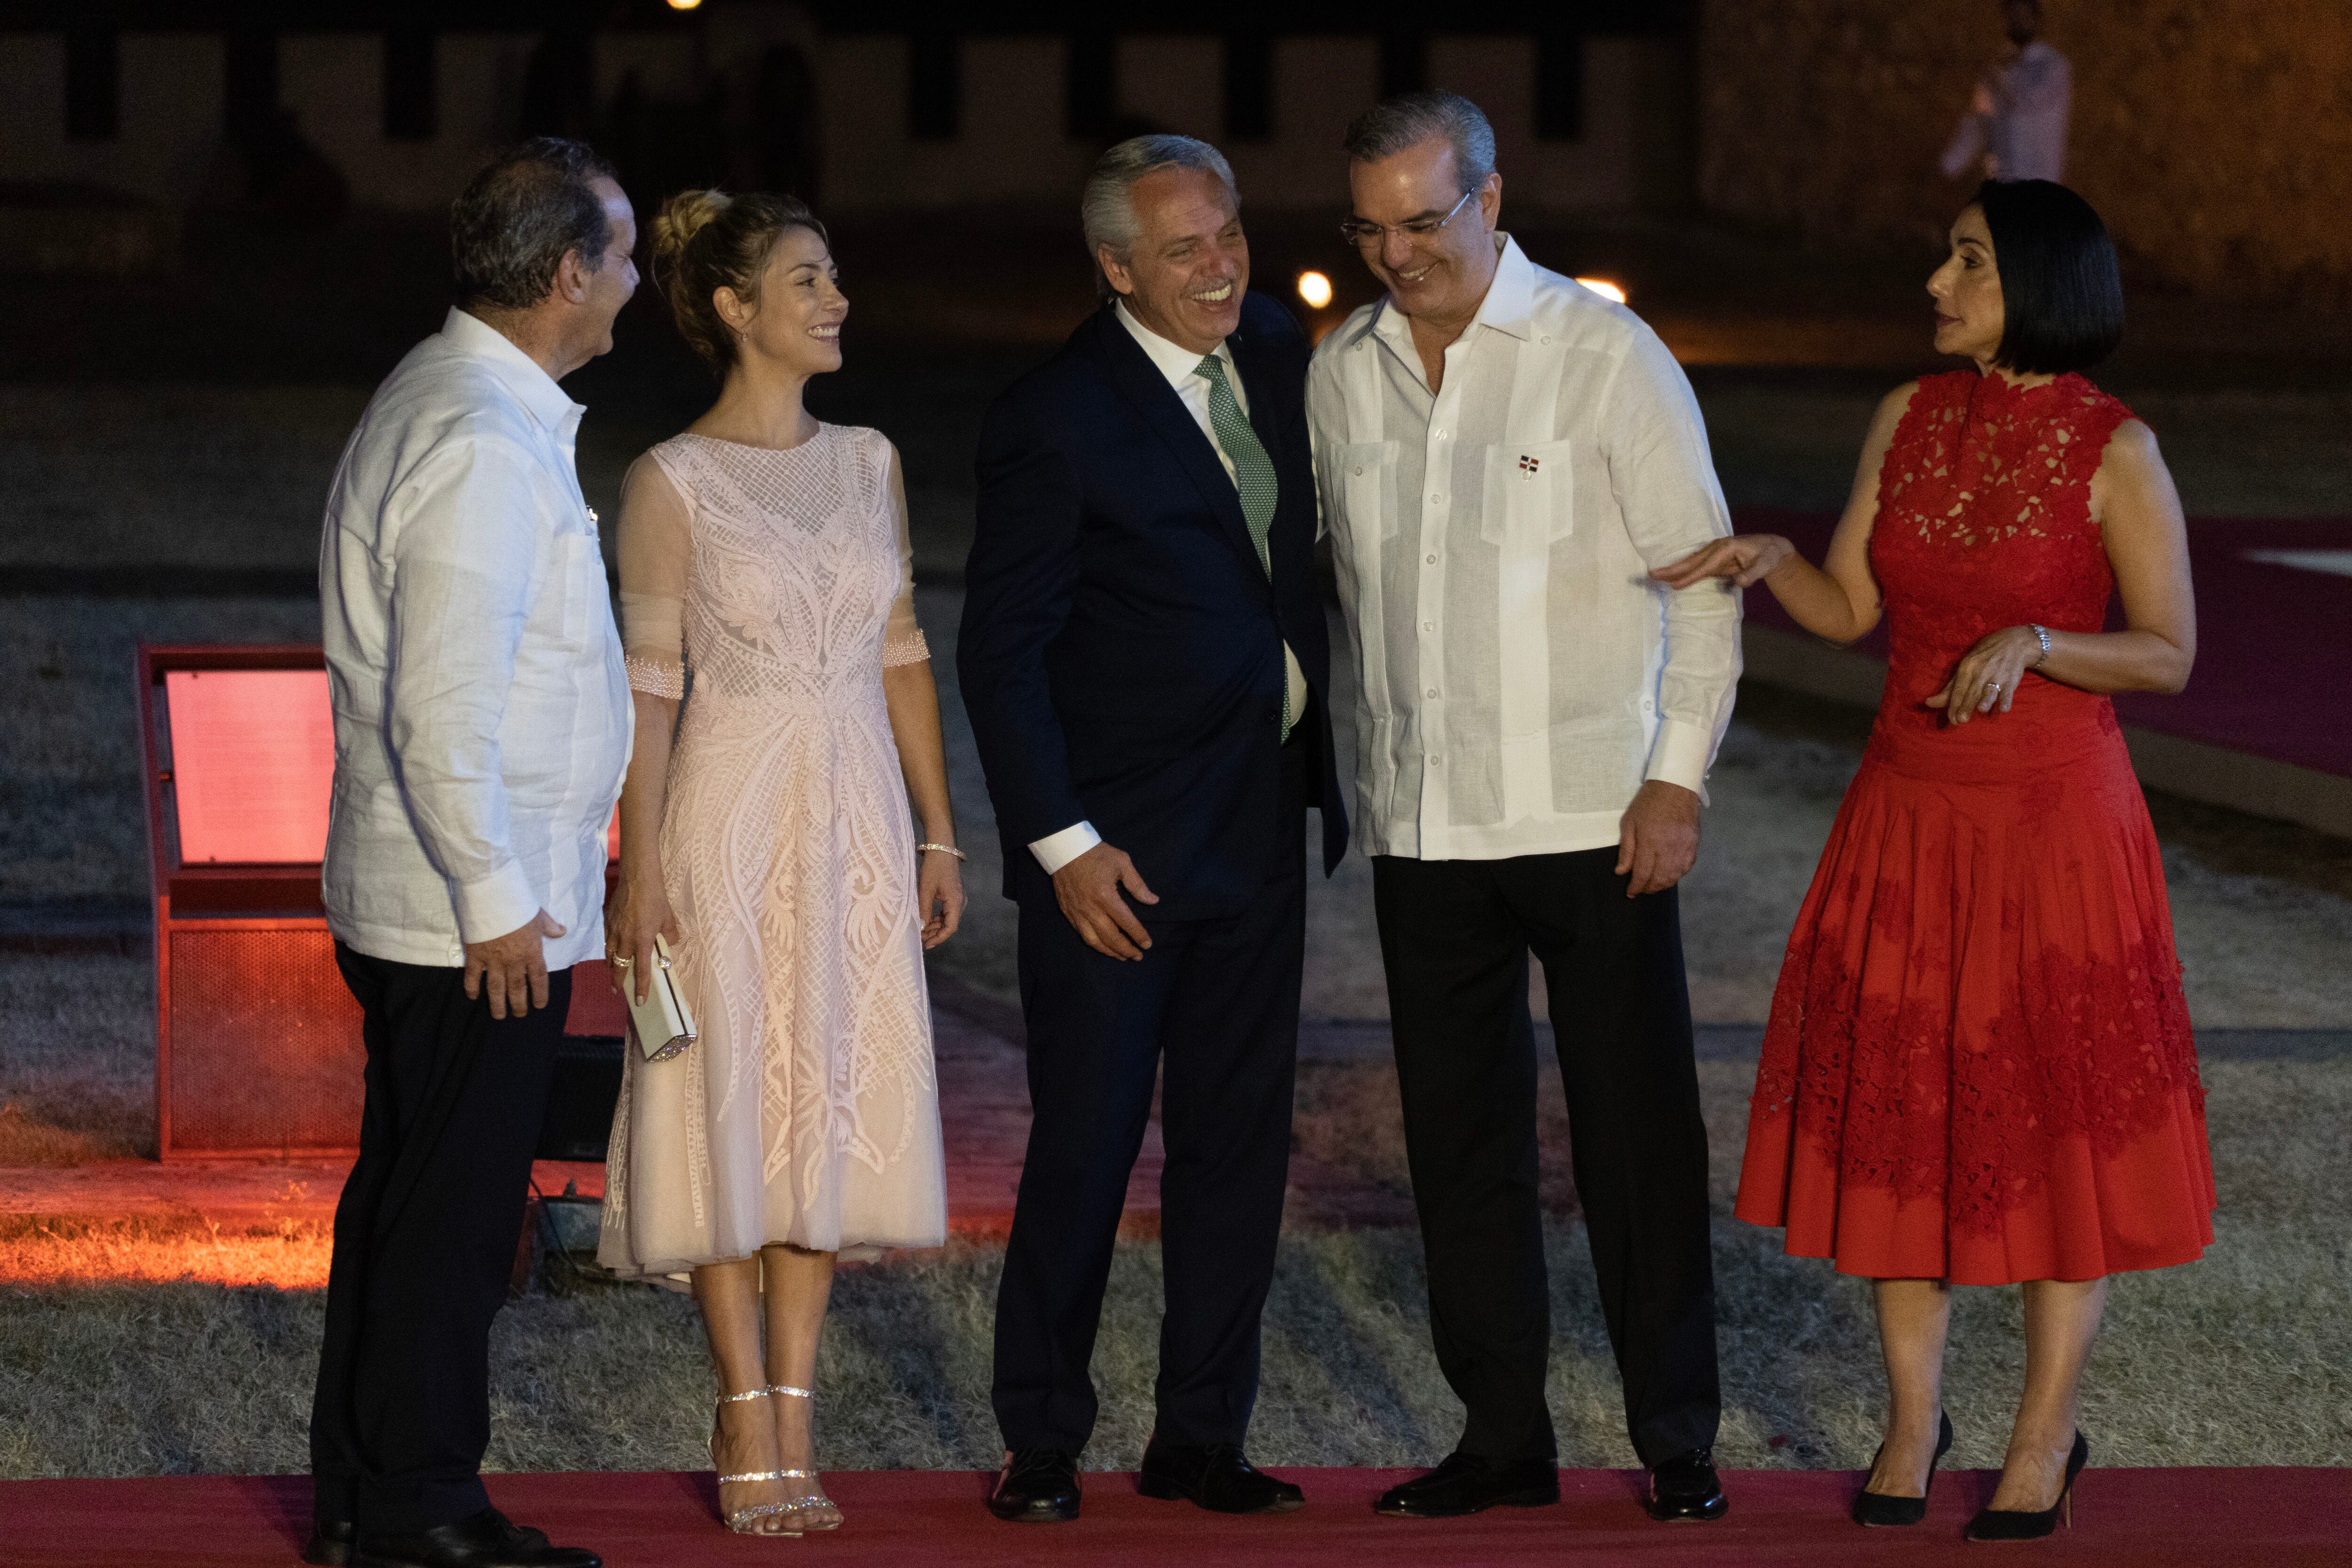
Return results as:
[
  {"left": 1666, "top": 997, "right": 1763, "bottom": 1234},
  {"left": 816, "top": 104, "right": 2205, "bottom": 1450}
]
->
[
  {"left": 1732, "top": 508, "right": 2352, "bottom": 780},
  {"left": 6, "top": 1468, "right": 2347, "bottom": 1567}
]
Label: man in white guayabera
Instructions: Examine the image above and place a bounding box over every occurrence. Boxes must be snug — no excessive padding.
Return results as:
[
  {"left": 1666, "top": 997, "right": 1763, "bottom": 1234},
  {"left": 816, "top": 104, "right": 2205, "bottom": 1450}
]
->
[
  {"left": 308, "top": 138, "right": 634, "bottom": 1568},
  {"left": 1307, "top": 92, "right": 1741, "bottom": 1528},
  {"left": 1941, "top": 0, "right": 2073, "bottom": 184}
]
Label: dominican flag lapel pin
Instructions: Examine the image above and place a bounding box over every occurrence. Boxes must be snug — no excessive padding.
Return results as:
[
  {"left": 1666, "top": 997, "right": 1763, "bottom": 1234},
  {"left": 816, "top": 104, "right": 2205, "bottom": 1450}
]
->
[{"left": 1518, "top": 454, "right": 1541, "bottom": 475}]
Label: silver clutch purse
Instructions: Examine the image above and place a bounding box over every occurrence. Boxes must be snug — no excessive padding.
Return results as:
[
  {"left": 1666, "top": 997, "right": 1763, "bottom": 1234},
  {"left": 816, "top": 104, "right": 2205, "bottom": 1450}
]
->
[{"left": 625, "top": 934, "right": 697, "bottom": 1063}]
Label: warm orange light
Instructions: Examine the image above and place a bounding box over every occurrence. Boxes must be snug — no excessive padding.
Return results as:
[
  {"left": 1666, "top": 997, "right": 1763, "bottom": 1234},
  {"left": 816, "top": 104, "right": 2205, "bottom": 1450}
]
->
[
  {"left": 1575, "top": 277, "right": 1628, "bottom": 305},
  {"left": 1296, "top": 271, "right": 1334, "bottom": 310},
  {"left": 667, "top": 0, "right": 703, "bottom": 9}
]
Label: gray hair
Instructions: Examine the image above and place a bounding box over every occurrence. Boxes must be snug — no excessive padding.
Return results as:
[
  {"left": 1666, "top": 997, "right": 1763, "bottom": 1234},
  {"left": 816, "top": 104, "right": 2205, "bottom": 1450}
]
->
[
  {"left": 450, "top": 137, "right": 621, "bottom": 311},
  {"left": 1081, "top": 134, "right": 1239, "bottom": 274},
  {"left": 1343, "top": 91, "right": 1496, "bottom": 196}
]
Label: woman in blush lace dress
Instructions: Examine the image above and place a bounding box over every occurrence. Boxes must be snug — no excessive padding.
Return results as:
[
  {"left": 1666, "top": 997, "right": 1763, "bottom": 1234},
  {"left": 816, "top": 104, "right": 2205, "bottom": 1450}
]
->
[
  {"left": 598, "top": 190, "right": 961, "bottom": 1536},
  {"left": 1656, "top": 182, "right": 2212, "bottom": 1543}
]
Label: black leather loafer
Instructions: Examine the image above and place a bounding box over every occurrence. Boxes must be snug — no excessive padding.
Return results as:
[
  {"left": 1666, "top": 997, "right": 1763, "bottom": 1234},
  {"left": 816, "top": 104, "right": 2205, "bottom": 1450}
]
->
[
  {"left": 1136, "top": 1441, "right": 1304, "bottom": 1514},
  {"left": 352, "top": 1508, "right": 599, "bottom": 1568},
  {"left": 1374, "top": 1452, "right": 1560, "bottom": 1518},
  {"left": 988, "top": 1449, "right": 1081, "bottom": 1523},
  {"left": 1645, "top": 1449, "right": 1729, "bottom": 1522},
  {"left": 300, "top": 1518, "right": 355, "bottom": 1567}
]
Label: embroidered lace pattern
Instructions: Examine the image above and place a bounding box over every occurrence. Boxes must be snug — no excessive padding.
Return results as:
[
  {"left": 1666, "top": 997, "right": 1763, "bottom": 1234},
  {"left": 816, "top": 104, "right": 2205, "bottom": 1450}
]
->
[
  {"left": 601, "top": 423, "right": 943, "bottom": 1263},
  {"left": 1746, "top": 372, "right": 2208, "bottom": 1234}
]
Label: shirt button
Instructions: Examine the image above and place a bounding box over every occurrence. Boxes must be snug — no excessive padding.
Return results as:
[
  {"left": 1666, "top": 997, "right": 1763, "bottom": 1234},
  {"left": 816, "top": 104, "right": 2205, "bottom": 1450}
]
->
[
  {"left": 1428, "top": 754, "right": 1443, "bottom": 765},
  {"left": 1425, "top": 688, "right": 1439, "bottom": 699},
  {"left": 1352, "top": 467, "right": 1363, "bottom": 476},
  {"left": 1422, "top": 621, "right": 1435, "bottom": 631},
  {"left": 1430, "top": 493, "right": 1442, "bottom": 504},
  {"left": 1425, "top": 553, "right": 1438, "bottom": 565}
]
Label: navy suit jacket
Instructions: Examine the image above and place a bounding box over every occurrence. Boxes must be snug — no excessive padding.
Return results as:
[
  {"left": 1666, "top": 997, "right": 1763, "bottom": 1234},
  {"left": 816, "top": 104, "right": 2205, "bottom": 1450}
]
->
[{"left": 959, "top": 292, "right": 1349, "bottom": 919}]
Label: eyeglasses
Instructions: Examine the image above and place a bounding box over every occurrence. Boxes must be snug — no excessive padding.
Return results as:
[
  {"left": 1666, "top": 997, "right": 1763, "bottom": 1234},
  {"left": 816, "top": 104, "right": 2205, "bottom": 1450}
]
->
[{"left": 1339, "top": 188, "right": 1477, "bottom": 251}]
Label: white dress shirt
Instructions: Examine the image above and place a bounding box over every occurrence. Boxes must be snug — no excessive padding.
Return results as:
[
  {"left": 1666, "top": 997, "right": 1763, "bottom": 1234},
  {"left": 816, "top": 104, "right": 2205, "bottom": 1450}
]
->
[
  {"left": 320, "top": 307, "right": 632, "bottom": 969},
  {"left": 1026, "top": 301, "right": 1310, "bottom": 875},
  {"left": 1306, "top": 236, "right": 1741, "bottom": 862},
  {"left": 1941, "top": 40, "right": 2072, "bottom": 183}
]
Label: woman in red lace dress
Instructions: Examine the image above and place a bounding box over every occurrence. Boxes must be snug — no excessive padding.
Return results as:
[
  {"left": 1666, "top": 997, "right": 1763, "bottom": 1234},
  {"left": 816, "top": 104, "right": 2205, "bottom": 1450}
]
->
[{"left": 1657, "top": 181, "right": 2212, "bottom": 1541}]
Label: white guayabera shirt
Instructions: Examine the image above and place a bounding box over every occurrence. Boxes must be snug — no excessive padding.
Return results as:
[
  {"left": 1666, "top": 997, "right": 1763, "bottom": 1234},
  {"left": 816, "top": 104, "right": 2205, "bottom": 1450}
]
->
[
  {"left": 1306, "top": 237, "right": 1740, "bottom": 862},
  {"left": 320, "top": 307, "right": 632, "bottom": 970}
]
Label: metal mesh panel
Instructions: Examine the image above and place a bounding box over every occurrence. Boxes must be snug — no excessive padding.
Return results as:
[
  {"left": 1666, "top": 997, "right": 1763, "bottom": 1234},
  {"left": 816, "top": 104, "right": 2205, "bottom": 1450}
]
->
[{"left": 167, "top": 925, "right": 364, "bottom": 1152}]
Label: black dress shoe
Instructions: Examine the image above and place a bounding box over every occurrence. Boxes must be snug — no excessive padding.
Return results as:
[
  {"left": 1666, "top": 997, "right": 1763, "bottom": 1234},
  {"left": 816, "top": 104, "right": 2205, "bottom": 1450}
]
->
[
  {"left": 1374, "top": 1452, "right": 1560, "bottom": 1518},
  {"left": 1136, "top": 1441, "right": 1304, "bottom": 1514},
  {"left": 988, "top": 1449, "right": 1081, "bottom": 1523},
  {"left": 300, "top": 1518, "right": 355, "bottom": 1567},
  {"left": 1645, "top": 1449, "right": 1729, "bottom": 1522},
  {"left": 352, "top": 1508, "right": 599, "bottom": 1568}
]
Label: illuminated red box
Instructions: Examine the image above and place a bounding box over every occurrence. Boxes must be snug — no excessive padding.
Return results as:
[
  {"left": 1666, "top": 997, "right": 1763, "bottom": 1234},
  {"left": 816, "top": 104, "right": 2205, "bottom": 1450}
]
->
[{"left": 140, "top": 646, "right": 620, "bottom": 1158}]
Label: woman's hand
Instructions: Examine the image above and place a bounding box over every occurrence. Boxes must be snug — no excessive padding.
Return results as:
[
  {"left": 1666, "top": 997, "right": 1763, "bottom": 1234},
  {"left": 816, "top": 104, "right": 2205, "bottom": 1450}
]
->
[
  {"left": 1650, "top": 534, "right": 1795, "bottom": 591},
  {"left": 1925, "top": 625, "right": 2043, "bottom": 723},
  {"left": 606, "top": 868, "right": 682, "bottom": 1005},
  {"left": 917, "top": 847, "right": 966, "bottom": 950}
]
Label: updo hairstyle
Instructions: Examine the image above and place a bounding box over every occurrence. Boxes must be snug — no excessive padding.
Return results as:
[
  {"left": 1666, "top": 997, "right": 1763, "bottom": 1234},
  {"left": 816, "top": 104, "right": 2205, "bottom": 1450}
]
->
[{"left": 650, "top": 189, "right": 828, "bottom": 374}]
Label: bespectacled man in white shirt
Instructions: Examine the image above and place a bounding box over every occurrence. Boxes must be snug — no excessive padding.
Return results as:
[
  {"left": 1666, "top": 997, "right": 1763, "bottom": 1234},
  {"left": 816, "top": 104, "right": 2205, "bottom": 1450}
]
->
[
  {"left": 1307, "top": 91, "right": 1740, "bottom": 1529},
  {"left": 308, "top": 139, "right": 629, "bottom": 1568}
]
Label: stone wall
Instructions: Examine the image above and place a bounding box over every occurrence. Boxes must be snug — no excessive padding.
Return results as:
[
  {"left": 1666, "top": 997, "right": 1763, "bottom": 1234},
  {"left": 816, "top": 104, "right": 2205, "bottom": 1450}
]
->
[{"left": 1698, "top": 0, "right": 2352, "bottom": 303}]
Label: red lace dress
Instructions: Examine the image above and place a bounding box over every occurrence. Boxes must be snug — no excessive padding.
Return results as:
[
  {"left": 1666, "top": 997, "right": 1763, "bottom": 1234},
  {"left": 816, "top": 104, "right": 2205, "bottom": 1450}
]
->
[{"left": 1733, "top": 371, "right": 2215, "bottom": 1284}]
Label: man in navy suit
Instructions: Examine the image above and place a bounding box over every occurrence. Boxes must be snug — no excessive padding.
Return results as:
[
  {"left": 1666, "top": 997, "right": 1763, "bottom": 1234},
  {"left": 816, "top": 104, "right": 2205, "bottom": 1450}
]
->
[{"left": 959, "top": 135, "right": 1347, "bottom": 1523}]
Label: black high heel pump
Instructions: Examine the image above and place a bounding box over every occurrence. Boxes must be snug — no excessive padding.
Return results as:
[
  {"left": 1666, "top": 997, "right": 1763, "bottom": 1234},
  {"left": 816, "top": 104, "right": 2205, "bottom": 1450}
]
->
[
  {"left": 1852, "top": 1410, "right": 1955, "bottom": 1528},
  {"left": 1966, "top": 1430, "right": 2088, "bottom": 1542}
]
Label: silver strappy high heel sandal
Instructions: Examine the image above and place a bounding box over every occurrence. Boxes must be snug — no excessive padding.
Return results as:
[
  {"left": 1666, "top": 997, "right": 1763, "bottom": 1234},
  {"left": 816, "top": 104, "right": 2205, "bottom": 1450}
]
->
[
  {"left": 712, "top": 1385, "right": 801, "bottom": 1536},
  {"left": 767, "top": 1384, "right": 842, "bottom": 1533}
]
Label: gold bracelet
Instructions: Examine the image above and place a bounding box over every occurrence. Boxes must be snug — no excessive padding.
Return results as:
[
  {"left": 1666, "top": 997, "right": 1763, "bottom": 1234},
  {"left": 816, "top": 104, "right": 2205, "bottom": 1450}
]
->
[{"left": 916, "top": 842, "right": 966, "bottom": 860}]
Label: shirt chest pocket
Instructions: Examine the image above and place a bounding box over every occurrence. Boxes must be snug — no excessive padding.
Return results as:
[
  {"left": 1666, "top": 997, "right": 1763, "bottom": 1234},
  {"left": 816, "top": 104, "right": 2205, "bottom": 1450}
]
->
[
  {"left": 1479, "top": 439, "right": 1576, "bottom": 548},
  {"left": 1327, "top": 440, "right": 1401, "bottom": 545}
]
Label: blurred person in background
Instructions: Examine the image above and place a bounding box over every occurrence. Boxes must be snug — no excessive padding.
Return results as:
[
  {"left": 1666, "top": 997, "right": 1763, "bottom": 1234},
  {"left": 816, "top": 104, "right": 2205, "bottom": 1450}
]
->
[
  {"left": 1309, "top": 91, "right": 1741, "bottom": 1528},
  {"left": 1942, "top": 0, "right": 2072, "bottom": 183},
  {"left": 598, "top": 188, "right": 960, "bottom": 1536},
  {"left": 310, "top": 137, "right": 632, "bottom": 1568},
  {"left": 960, "top": 133, "right": 1348, "bottom": 1524},
  {"left": 1658, "top": 180, "right": 2212, "bottom": 1543}
]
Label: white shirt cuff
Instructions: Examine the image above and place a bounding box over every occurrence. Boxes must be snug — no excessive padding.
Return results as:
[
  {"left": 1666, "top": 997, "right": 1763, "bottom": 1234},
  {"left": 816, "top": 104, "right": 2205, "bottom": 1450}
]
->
[
  {"left": 1029, "top": 821, "right": 1102, "bottom": 875},
  {"left": 452, "top": 860, "right": 543, "bottom": 948},
  {"left": 1643, "top": 718, "right": 1716, "bottom": 807}
]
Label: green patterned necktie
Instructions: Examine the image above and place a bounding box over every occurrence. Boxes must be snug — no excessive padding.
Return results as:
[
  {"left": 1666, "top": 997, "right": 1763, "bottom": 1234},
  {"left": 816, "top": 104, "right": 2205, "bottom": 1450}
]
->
[{"left": 1194, "top": 352, "right": 1290, "bottom": 739}]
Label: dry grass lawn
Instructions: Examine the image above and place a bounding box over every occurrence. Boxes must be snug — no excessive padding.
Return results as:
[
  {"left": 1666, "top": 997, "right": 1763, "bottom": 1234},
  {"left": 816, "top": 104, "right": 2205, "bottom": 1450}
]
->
[{"left": 2, "top": 1057, "right": 2344, "bottom": 1481}]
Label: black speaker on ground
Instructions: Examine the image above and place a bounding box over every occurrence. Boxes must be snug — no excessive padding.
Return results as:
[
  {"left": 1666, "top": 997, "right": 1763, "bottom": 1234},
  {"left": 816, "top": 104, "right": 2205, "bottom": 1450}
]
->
[{"left": 538, "top": 1034, "right": 624, "bottom": 1162}]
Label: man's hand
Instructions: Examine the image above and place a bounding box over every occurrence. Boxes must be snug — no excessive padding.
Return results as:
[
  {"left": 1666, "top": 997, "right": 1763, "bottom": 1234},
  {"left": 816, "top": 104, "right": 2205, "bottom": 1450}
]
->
[
  {"left": 1615, "top": 780, "right": 1702, "bottom": 898},
  {"left": 465, "top": 908, "right": 566, "bottom": 1019},
  {"left": 1051, "top": 842, "right": 1160, "bottom": 961}
]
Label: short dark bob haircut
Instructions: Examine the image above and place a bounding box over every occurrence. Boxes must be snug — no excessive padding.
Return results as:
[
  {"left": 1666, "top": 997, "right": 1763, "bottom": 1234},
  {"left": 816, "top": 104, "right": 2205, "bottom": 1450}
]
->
[{"left": 1972, "top": 178, "right": 2125, "bottom": 374}]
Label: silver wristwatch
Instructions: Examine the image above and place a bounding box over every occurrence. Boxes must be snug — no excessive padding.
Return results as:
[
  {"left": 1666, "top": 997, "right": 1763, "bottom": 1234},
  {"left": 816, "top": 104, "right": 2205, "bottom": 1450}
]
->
[{"left": 2028, "top": 623, "right": 2053, "bottom": 667}]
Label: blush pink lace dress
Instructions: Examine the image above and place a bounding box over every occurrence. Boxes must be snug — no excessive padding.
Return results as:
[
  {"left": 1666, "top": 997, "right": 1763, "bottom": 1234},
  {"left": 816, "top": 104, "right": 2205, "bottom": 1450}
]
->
[
  {"left": 598, "top": 424, "right": 946, "bottom": 1278},
  {"left": 1733, "top": 372, "right": 2214, "bottom": 1285}
]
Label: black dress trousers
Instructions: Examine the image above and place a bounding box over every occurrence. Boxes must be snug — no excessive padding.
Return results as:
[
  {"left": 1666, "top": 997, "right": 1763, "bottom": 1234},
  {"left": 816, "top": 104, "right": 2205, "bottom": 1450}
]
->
[
  {"left": 310, "top": 944, "right": 571, "bottom": 1536},
  {"left": 991, "top": 732, "right": 1310, "bottom": 1455},
  {"left": 1372, "top": 847, "right": 1720, "bottom": 1468}
]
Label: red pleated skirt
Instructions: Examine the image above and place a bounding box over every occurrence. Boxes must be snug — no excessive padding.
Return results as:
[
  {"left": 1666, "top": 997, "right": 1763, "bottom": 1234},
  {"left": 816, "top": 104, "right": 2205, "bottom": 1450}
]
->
[{"left": 1733, "top": 700, "right": 2216, "bottom": 1285}]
